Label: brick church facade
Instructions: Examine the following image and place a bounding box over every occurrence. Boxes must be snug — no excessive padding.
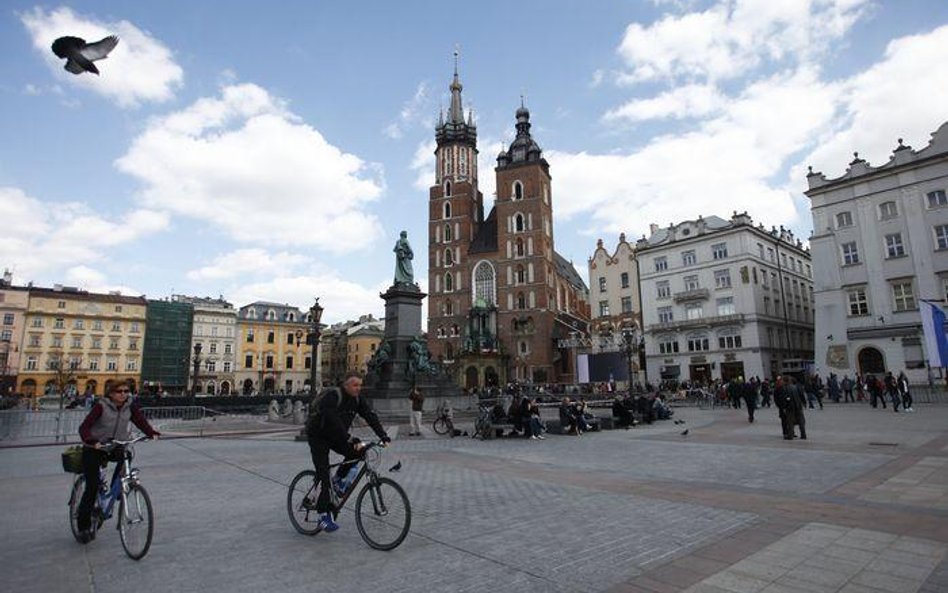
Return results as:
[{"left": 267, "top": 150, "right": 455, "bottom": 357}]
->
[{"left": 425, "top": 64, "right": 590, "bottom": 389}]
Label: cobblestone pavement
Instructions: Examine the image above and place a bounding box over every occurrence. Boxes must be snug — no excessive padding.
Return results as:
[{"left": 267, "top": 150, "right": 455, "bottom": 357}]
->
[{"left": 2, "top": 402, "right": 948, "bottom": 593}]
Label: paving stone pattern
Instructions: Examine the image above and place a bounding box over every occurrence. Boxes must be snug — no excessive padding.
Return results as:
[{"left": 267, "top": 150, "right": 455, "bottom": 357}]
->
[{"left": 2, "top": 403, "right": 948, "bottom": 593}]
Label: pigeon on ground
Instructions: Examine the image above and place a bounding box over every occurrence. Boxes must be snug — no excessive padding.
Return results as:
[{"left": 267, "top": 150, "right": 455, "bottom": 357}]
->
[
  {"left": 51, "top": 35, "right": 119, "bottom": 76},
  {"left": 388, "top": 461, "right": 402, "bottom": 472},
  {"left": 680, "top": 429, "right": 689, "bottom": 436}
]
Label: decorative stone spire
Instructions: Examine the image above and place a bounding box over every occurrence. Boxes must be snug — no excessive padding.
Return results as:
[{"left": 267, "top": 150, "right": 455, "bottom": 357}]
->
[{"left": 435, "top": 48, "right": 476, "bottom": 149}]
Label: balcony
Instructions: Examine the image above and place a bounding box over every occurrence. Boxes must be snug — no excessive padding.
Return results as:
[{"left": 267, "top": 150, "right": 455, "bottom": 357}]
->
[
  {"left": 673, "top": 288, "right": 710, "bottom": 303},
  {"left": 648, "top": 313, "right": 745, "bottom": 332}
]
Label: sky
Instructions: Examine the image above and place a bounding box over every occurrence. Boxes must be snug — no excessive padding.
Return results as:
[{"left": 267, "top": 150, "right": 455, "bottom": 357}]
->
[{"left": 2, "top": 1, "right": 948, "bottom": 325}]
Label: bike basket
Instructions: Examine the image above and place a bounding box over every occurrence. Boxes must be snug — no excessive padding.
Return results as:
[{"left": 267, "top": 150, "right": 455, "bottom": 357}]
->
[{"left": 61, "top": 446, "right": 83, "bottom": 474}]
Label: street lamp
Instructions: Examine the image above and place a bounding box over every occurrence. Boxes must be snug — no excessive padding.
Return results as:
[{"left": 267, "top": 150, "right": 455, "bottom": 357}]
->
[
  {"left": 308, "top": 298, "right": 324, "bottom": 393},
  {"left": 622, "top": 327, "right": 638, "bottom": 394},
  {"left": 191, "top": 343, "right": 202, "bottom": 397}
]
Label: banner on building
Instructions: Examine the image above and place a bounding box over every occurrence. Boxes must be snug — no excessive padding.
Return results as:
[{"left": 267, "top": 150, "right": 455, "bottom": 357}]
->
[{"left": 919, "top": 299, "right": 948, "bottom": 368}]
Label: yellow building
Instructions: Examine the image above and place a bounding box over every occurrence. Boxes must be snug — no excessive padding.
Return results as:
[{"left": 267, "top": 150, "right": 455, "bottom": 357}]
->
[
  {"left": 235, "top": 302, "right": 312, "bottom": 395},
  {"left": 347, "top": 324, "right": 383, "bottom": 374},
  {"left": 18, "top": 286, "right": 147, "bottom": 399}
]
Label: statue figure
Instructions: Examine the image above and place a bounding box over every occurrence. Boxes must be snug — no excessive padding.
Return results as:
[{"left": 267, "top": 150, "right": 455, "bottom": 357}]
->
[
  {"left": 292, "top": 400, "right": 305, "bottom": 424},
  {"left": 393, "top": 230, "right": 414, "bottom": 286},
  {"left": 281, "top": 399, "right": 293, "bottom": 417},
  {"left": 367, "top": 341, "right": 392, "bottom": 374},
  {"left": 408, "top": 336, "right": 437, "bottom": 378},
  {"left": 267, "top": 399, "right": 279, "bottom": 421}
]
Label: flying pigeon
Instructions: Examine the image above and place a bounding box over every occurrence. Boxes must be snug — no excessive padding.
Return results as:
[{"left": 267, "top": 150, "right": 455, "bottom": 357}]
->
[
  {"left": 680, "top": 429, "right": 689, "bottom": 436},
  {"left": 51, "top": 35, "right": 119, "bottom": 76},
  {"left": 388, "top": 461, "right": 402, "bottom": 472}
]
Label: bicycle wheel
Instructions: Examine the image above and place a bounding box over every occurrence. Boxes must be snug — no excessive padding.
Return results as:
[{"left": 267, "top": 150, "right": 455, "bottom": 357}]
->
[
  {"left": 432, "top": 416, "right": 449, "bottom": 435},
  {"left": 287, "top": 470, "right": 324, "bottom": 536},
  {"left": 118, "top": 484, "right": 154, "bottom": 560},
  {"left": 68, "top": 475, "right": 85, "bottom": 542},
  {"left": 354, "top": 477, "right": 411, "bottom": 550}
]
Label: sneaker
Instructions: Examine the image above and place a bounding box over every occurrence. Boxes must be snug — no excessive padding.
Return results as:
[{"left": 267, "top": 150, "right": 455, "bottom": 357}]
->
[
  {"left": 318, "top": 513, "right": 339, "bottom": 532},
  {"left": 536, "top": 434, "right": 545, "bottom": 440},
  {"left": 530, "top": 435, "right": 538, "bottom": 440}
]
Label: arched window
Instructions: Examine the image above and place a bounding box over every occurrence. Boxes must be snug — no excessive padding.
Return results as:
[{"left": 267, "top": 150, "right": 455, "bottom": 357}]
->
[
  {"left": 516, "top": 265, "right": 525, "bottom": 284},
  {"left": 444, "top": 182, "right": 452, "bottom": 198},
  {"left": 444, "top": 249, "right": 454, "bottom": 266},
  {"left": 444, "top": 224, "right": 453, "bottom": 242},
  {"left": 516, "top": 238, "right": 525, "bottom": 257},
  {"left": 445, "top": 300, "right": 454, "bottom": 315},
  {"left": 445, "top": 342, "right": 454, "bottom": 359},
  {"left": 515, "top": 214, "right": 525, "bottom": 232},
  {"left": 443, "top": 200, "right": 452, "bottom": 218},
  {"left": 517, "top": 292, "right": 526, "bottom": 310},
  {"left": 452, "top": 324, "right": 460, "bottom": 337},
  {"left": 437, "top": 326, "right": 446, "bottom": 338},
  {"left": 266, "top": 309, "right": 277, "bottom": 321},
  {"left": 473, "top": 261, "right": 496, "bottom": 305},
  {"left": 513, "top": 181, "right": 523, "bottom": 200},
  {"left": 445, "top": 273, "right": 454, "bottom": 292}
]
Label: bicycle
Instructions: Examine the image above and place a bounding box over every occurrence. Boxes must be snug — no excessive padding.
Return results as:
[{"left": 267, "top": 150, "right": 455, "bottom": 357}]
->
[
  {"left": 287, "top": 441, "right": 411, "bottom": 550},
  {"left": 432, "top": 401, "right": 454, "bottom": 436},
  {"left": 67, "top": 435, "right": 154, "bottom": 560}
]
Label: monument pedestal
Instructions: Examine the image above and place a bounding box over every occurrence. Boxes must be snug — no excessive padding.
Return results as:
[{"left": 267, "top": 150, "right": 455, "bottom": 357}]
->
[{"left": 362, "top": 284, "right": 465, "bottom": 414}]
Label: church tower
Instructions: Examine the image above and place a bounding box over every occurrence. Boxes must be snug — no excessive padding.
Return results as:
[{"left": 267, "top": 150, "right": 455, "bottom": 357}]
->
[{"left": 428, "top": 53, "right": 481, "bottom": 364}]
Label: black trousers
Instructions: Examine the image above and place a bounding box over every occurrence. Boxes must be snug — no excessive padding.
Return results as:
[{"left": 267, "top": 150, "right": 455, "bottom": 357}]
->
[
  {"left": 307, "top": 436, "right": 359, "bottom": 514},
  {"left": 77, "top": 447, "right": 123, "bottom": 531}
]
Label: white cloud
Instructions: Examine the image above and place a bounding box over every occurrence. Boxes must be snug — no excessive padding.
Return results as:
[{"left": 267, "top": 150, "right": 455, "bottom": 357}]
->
[
  {"left": 187, "top": 249, "right": 310, "bottom": 281},
  {"left": 551, "top": 67, "right": 839, "bottom": 240},
  {"left": 384, "top": 82, "right": 430, "bottom": 139},
  {"left": 64, "top": 265, "right": 106, "bottom": 287},
  {"left": 0, "top": 186, "right": 169, "bottom": 281},
  {"left": 226, "top": 273, "right": 390, "bottom": 325},
  {"left": 21, "top": 6, "right": 184, "bottom": 108},
  {"left": 410, "top": 139, "right": 436, "bottom": 191},
  {"left": 115, "top": 83, "right": 385, "bottom": 252},
  {"left": 799, "top": 24, "right": 948, "bottom": 179},
  {"left": 617, "top": 0, "right": 870, "bottom": 84},
  {"left": 604, "top": 83, "right": 727, "bottom": 122}
]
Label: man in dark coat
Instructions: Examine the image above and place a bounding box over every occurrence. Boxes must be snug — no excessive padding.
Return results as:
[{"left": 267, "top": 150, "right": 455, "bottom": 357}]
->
[
  {"left": 742, "top": 378, "right": 757, "bottom": 423},
  {"left": 773, "top": 376, "right": 797, "bottom": 439},
  {"left": 790, "top": 376, "right": 807, "bottom": 439}
]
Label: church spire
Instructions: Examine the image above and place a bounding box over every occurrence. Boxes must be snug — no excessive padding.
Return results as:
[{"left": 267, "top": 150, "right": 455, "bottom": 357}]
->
[
  {"left": 435, "top": 47, "right": 476, "bottom": 149},
  {"left": 448, "top": 47, "right": 464, "bottom": 124}
]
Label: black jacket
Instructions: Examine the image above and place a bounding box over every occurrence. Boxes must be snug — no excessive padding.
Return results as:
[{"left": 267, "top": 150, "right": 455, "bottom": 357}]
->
[{"left": 308, "top": 387, "right": 388, "bottom": 450}]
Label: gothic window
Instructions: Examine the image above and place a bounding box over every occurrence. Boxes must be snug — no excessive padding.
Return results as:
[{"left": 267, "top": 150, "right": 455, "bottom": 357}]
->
[
  {"left": 451, "top": 324, "right": 460, "bottom": 337},
  {"left": 460, "top": 149, "right": 468, "bottom": 175},
  {"left": 515, "top": 214, "right": 525, "bottom": 232},
  {"left": 443, "top": 151, "right": 452, "bottom": 176},
  {"left": 444, "top": 300, "right": 454, "bottom": 315},
  {"left": 444, "top": 224, "right": 453, "bottom": 242},
  {"left": 443, "top": 200, "right": 452, "bottom": 218},
  {"left": 437, "top": 326, "right": 446, "bottom": 338},
  {"left": 516, "top": 238, "right": 524, "bottom": 257},
  {"left": 474, "top": 261, "right": 496, "bottom": 305},
  {"left": 513, "top": 181, "right": 523, "bottom": 200},
  {"left": 517, "top": 292, "right": 526, "bottom": 310},
  {"left": 444, "top": 272, "right": 454, "bottom": 292},
  {"left": 516, "top": 265, "right": 525, "bottom": 284},
  {"left": 444, "top": 248, "right": 454, "bottom": 266}
]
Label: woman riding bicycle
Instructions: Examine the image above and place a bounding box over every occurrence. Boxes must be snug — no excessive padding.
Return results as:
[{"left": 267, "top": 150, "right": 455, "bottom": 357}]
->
[
  {"left": 306, "top": 372, "right": 390, "bottom": 533},
  {"left": 76, "top": 381, "right": 160, "bottom": 544}
]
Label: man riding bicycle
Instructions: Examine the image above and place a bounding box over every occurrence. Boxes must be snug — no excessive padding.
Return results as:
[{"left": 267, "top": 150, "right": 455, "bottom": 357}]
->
[
  {"left": 306, "top": 371, "right": 390, "bottom": 532},
  {"left": 76, "top": 381, "right": 160, "bottom": 544}
]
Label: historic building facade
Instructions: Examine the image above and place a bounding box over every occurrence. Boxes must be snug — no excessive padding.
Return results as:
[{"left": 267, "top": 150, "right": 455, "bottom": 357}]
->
[
  {"left": 637, "top": 213, "right": 814, "bottom": 384},
  {"left": 0, "top": 271, "right": 29, "bottom": 395},
  {"left": 235, "top": 301, "right": 311, "bottom": 395},
  {"left": 173, "top": 295, "right": 237, "bottom": 395},
  {"left": 807, "top": 122, "right": 948, "bottom": 383},
  {"left": 425, "top": 65, "right": 590, "bottom": 388},
  {"left": 17, "top": 285, "right": 147, "bottom": 398},
  {"left": 345, "top": 315, "right": 384, "bottom": 375}
]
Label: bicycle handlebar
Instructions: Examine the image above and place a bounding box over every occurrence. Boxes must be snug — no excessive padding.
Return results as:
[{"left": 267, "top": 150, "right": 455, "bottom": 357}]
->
[{"left": 89, "top": 435, "right": 151, "bottom": 451}]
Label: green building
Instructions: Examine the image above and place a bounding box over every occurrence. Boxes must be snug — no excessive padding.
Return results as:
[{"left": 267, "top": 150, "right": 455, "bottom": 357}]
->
[{"left": 141, "top": 299, "right": 194, "bottom": 394}]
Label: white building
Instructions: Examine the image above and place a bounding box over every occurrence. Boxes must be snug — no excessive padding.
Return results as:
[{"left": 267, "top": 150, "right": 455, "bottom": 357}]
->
[
  {"left": 636, "top": 213, "right": 814, "bottom": 385},
  {"left": 173, "top": 295, "right": 237, "bottom": 395},
  {"left": 806, "top": 122, "right": 948, "bottom": 384}
]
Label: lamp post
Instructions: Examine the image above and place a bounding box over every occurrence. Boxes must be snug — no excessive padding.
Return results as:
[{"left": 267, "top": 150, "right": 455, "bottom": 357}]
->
[
  {"left": 308, "top": 298, "right": 324, "bottom": 393},
  {"left": 191, "top": 343, "right": 202, "bottom": 398},
  {"left": 622, "top": 327, "right": 638, "bottom": 394}
]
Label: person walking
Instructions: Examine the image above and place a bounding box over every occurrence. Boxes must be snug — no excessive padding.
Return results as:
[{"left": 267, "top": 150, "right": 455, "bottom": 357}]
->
[
  {"left": 884, "top": 371, "right": 901, "bottom": 412},
  {"left": 868, "top": 374, "right": 886, "bottom": 409},
  {"left": 408, "top": 387, "right": 424, "bottom": 436},
  {"left": 774, "top": 376, "right": 796, "bottom": 440},
  {"left": 742, "top": 378, "right": 757, "bottom": 423},
  {"left": 790, "top": 376, "right": 808, "bottom": 439},
  {"left": 897, "top": 371, "right": 913, "bottom": 412},
  {"left": 841, "top": 375, "right": 854, "bottom": 403}
]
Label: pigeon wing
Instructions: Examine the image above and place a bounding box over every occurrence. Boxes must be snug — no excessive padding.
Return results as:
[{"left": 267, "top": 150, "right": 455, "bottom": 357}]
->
[
  {"left": 51, "top": 36, "right": 85, "bottom": 59},
  {"left": 79, "top": 35, "right": 119, "bottom": 61},
  {"left": 64, "top": 60, "right": 86, "bottom": 75}
]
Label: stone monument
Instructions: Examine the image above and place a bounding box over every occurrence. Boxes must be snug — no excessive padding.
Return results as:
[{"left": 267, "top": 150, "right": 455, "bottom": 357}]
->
[{"left": 361, "top": 231, "right": 467, "bottom": 414}]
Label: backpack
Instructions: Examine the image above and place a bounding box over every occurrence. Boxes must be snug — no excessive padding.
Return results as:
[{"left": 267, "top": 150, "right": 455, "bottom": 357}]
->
[{"left": 306, "top": 387, "right": 341, "bottom": 430}]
